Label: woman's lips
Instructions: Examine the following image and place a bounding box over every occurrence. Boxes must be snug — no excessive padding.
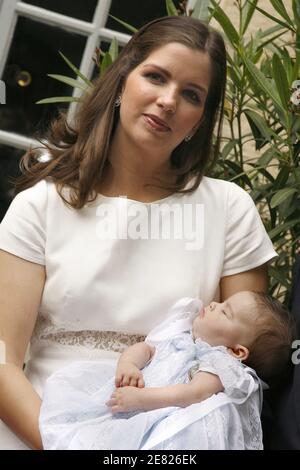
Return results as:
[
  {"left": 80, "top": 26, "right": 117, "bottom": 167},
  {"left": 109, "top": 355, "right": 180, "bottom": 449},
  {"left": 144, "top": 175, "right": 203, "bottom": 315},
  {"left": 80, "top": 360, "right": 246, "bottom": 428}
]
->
[{"left": 143, "top": 114, "right": 171, "bottom": 132}]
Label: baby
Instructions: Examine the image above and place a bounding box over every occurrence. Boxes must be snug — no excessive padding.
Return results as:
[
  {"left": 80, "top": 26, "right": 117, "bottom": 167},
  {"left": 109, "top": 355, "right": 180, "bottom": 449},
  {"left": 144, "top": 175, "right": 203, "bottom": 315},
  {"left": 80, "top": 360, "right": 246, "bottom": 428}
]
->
[
  {"left": 39, "top": 291, "right": 296, "bottom": 450},
  {"left": 107, "top": 291, "right": 295, "bottom": 413}
]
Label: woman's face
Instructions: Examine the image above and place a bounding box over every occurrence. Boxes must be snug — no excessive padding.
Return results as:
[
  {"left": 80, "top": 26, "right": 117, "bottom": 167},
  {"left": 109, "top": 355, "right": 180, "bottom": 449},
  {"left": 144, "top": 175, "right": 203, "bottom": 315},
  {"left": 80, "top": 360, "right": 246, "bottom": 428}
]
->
[{"left": 117, "top": 42, "right": 211, "bottom": 158}]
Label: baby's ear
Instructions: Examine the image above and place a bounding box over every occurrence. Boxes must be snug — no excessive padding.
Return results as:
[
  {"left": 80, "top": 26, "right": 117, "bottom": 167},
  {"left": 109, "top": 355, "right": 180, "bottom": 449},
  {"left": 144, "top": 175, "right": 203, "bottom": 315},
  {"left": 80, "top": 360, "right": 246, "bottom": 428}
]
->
[{"left": 228, "top": 344, "right": 249, "bottom": 361}]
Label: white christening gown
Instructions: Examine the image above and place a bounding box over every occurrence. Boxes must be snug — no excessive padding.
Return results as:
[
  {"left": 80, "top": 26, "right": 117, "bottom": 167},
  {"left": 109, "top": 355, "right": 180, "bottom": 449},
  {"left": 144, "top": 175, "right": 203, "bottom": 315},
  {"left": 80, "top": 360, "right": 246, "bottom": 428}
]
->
[{"left": 39, "top": 298, "right": 264, "bottom": 450}]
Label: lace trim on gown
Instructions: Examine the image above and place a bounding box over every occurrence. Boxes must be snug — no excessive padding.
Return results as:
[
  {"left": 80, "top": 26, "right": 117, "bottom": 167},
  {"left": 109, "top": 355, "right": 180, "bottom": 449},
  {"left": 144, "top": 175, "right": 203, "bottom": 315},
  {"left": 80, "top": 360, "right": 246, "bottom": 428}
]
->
[{"left": 31, "top": 315, "right": 146, "bottom": 353}]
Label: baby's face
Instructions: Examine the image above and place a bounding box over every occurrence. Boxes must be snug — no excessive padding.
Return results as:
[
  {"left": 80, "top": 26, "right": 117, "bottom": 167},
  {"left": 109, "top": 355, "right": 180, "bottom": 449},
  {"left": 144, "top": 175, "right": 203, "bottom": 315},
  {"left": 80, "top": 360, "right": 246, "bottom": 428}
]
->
[{"left": 192, "top": 291, "right": 259, "bottom": 348}]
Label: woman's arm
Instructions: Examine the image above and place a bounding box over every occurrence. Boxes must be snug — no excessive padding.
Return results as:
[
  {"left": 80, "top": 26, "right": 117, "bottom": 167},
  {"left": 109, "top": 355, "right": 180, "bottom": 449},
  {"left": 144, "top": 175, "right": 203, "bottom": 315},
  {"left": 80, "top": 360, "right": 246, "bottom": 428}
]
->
[
  {"left": 115, "top": 342, "right": 155, "bottom": 387},
  {"left": 107, "top": 371, "right": 224, "bottom": 412},
  {"left": 220, "top": 263, "right": 268, "bottom": 301},
  {"left": 0, "top": 250, "right": 45, "bottom": 449}
]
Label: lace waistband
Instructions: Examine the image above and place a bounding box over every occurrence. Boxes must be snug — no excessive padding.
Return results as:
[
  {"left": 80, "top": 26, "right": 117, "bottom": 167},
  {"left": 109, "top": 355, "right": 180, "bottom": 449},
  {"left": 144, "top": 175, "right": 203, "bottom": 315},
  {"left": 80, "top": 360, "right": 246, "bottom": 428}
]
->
[{"left": 32, "top": 315, "right": 146, "bottom": 353}]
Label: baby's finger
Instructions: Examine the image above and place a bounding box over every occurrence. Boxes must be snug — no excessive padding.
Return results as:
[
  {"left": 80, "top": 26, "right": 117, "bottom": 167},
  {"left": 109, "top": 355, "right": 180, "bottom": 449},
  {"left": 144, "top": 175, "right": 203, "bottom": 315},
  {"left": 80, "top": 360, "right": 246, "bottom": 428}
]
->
[
  {"left": 111, "top": 405, "right": 122, "bottom": 414},
  {"left": 121, "top": 376, "right": 130, "bottom": 387},
  {"left": 105, "top": 397, "right": 116, "bottom": 407},
  {"left": 138, "top": 377, "right": 145, "bottom": 388},
  {"left": 129, "top": 377, "right": 138, "bottom": 387},
  {"left": 115, "top": 375, "right": 122, "bottom": 387}
]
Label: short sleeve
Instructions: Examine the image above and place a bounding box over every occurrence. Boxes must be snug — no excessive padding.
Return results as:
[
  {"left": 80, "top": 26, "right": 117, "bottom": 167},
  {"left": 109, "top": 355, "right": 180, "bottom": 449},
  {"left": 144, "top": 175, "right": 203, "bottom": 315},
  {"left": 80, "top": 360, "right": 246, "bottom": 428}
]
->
[
  {"left": 0, "top": 180, "right": 47, "bottom": 265},
  {"left": 191, "top": 346, "right": 258, "bottom": 404},
  {"left": 222, "top": 183, "right": 277, "bottom": 276}
]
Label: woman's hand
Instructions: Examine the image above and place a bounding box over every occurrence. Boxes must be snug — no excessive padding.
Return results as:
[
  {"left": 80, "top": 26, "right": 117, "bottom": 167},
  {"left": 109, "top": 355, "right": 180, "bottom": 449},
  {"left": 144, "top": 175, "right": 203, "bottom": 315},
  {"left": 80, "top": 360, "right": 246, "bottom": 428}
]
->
[{"left": 115, "top": 361, "right": 145, "bottom": 388}]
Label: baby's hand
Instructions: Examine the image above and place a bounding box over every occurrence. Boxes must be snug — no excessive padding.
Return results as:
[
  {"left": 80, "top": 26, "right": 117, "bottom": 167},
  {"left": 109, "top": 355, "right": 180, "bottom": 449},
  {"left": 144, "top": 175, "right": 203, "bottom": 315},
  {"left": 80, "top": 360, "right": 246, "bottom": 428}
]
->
[
  {"left": 106, "top": 386, "right": 143, "bottom": 413},
  {"left": 115, "top": 361, "right": 145, "bottom": 388}
]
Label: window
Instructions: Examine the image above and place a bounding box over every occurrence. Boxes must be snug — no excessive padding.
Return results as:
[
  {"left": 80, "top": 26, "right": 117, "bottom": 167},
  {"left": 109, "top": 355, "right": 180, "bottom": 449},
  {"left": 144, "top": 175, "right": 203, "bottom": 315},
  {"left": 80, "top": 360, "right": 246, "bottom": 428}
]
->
[
  {"left": 1, "top": 16, "right": 86, "bottom": 137},
  {"left": 22, "top": 0, "right": 98, "bottom": 22}
]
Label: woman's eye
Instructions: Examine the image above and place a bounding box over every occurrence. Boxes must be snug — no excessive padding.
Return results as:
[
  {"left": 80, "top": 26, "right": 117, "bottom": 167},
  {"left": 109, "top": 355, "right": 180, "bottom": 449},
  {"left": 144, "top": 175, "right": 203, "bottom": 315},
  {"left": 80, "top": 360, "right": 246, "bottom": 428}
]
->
[
  {"left": 222, "top": 310, "right": 227, "bottom": 316},
  {"left": 184, "top": 90, "right": 201, "bottom": 104},
  {"left": 146, "top": 72, "right": 164, "bottom": 82}
]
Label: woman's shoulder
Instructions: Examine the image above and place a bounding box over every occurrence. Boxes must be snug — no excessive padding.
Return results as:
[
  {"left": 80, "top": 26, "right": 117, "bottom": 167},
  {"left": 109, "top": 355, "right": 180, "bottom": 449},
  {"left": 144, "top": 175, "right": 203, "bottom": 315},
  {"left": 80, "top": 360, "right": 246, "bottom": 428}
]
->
[
  {"left": 199, "top": 176, "right": 250, "bottom": 195},
  {"left": 189, "top": 176, "right": 253, "bottom": 207},
  {"left": 13, "top": 179, "right": 62, "bottom": 209}
]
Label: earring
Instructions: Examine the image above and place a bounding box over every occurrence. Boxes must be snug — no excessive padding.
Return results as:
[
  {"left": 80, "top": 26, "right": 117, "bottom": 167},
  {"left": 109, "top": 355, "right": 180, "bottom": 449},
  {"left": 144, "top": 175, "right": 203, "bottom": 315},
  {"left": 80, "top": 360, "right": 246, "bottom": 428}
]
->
[
  {"left": 184, "top": 134, "right": 192, "bottom": 142},
  {"left": 115, "top": 94, "right": 122, "bottom": 107}
]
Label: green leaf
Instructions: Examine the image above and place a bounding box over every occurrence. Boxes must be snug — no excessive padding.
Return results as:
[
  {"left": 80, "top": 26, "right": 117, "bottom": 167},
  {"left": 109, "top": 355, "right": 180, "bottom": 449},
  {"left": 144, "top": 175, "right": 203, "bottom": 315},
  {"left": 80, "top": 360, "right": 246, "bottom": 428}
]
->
[
  {"left": 221, "top": 139, "right": 239, "bottom": 159},
  {"left": 252, "top": 2, "right": 295, "bottom": 32},
  {"left": 36, "top": 96, "right": 81, "bottom": 104},
  {"left": 192, "top": 0, "right": 210, "bottom": 22},
  {"left": 258, "top": 24, "right": 284, "bottom": 39},
  {"left": 245, "top": 118, "right": 266, "bottom": 150},
  {"left": 228, "top": 65, "right": 242, "bottom": 87},
  {"left": 109, "top": 37, "right": 119, "bottom": 62},
  {"left": 273, "top": 167, "right": 290, "bottom": 190},
  {"left": 47, "top": 74, "right": 88, "bottom": 92},
  {"left": 270, "top": 188, "right": 298, "bottom": 208},
  {"left": 224, "top": 160, "right": 252, "bottom": 187},
  {"left": 272, "top": 54, "right": 290, "bottom": 110},
  {"left": 100, "top": 52, "right": 112, "bottom": 75},
  {"left": 166, "top": 0, "right": 178, "bottom": 16},
  {"left": 58, "top": 52, "right": 93, "bottom": 88},
  {"left": 279, "top": 48, "right": 293, "bottom": 83},
  {"left": 293, "top": 0, "right": 300, "bottom": 29},
  {"left": 244, "top": 109, "right": 272, "bottom": 148},
  {"left": 247, "top": 162, "right": 275, "bottom": 183},
  {"left": 292, "top": 234, "right": 300, "bottom": 248},
  {"left": 294, "top": 48, "right": 300, "bottom": 81},
  {"left": 257, "top": 147, "right": 276, "bottom": 167},
  {"left": 256, "top": 30, "right": 286, "bottom": 52},
  {"left": 269, "top": 0, "right": 294, "bottom": 27},
  {"left": 108, "top": 15, "right": 137, "bottom": 33},
  {"left": 242, "top": 56, "right": 284, "bottom": 112},
  {"left": 269, "top": 218, "right": 300, "bottom": 239},
  {"left": 242, "top": 0, "right": 257, "bottom": 35},
  {"left": 210, "top": 1, "right": 239, "bottom": 46},
  {"left": 278, "top": 193, "right": 300, "bottom": 219},
  {"left": 252, "top": 48, "right": 263, "bottom": 64}
]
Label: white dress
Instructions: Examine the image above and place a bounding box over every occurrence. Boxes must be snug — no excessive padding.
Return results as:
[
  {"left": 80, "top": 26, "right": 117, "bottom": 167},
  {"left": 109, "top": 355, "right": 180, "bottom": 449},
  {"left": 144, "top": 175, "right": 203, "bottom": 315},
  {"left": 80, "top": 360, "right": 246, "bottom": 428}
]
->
[
  {"left": 0, "top": 176, "right": 277, "bottom": 449},
  {"left": 39, "top": 297, "right": 264, "bottom": 450}
]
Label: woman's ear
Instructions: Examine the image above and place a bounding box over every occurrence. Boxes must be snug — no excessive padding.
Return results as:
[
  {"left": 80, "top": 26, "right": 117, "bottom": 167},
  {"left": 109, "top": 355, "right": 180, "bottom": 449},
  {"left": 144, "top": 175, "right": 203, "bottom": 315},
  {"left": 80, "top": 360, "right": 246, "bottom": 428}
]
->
[{"left": 228, "top": 344, "right": 249, "bottom": 361}]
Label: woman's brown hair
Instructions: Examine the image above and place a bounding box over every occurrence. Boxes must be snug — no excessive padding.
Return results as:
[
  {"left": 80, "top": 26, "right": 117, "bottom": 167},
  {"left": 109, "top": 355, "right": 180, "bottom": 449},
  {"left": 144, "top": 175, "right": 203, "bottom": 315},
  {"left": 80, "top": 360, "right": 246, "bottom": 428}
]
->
[{"left": 15, "top": 15, "right": 227, "bottom": 209}]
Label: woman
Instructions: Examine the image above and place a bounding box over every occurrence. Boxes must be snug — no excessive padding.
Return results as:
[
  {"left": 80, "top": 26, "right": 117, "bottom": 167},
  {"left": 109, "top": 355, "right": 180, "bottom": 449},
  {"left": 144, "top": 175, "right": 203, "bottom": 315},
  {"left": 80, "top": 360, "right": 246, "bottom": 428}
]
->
[{"left": 0, "top": 16, "right": 276, "bottom": 450}]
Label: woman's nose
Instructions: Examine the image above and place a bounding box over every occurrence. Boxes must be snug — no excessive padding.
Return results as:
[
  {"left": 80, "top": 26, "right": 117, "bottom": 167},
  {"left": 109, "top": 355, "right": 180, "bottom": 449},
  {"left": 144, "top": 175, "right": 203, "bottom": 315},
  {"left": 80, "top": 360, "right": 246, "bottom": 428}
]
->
[
  {"left": 157, "top": 88, "right": 177, "bottom": 113},
  {"left": 209, "top": 302, "right": 217, "bottom": 311}
]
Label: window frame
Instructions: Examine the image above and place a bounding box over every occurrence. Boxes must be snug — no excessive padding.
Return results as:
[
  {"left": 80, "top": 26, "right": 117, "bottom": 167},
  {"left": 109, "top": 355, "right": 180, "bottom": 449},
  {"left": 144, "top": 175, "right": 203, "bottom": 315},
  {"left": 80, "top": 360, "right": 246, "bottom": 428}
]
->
[{"left": 0, "top": 0, "right": 131, "bottom": 150}]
